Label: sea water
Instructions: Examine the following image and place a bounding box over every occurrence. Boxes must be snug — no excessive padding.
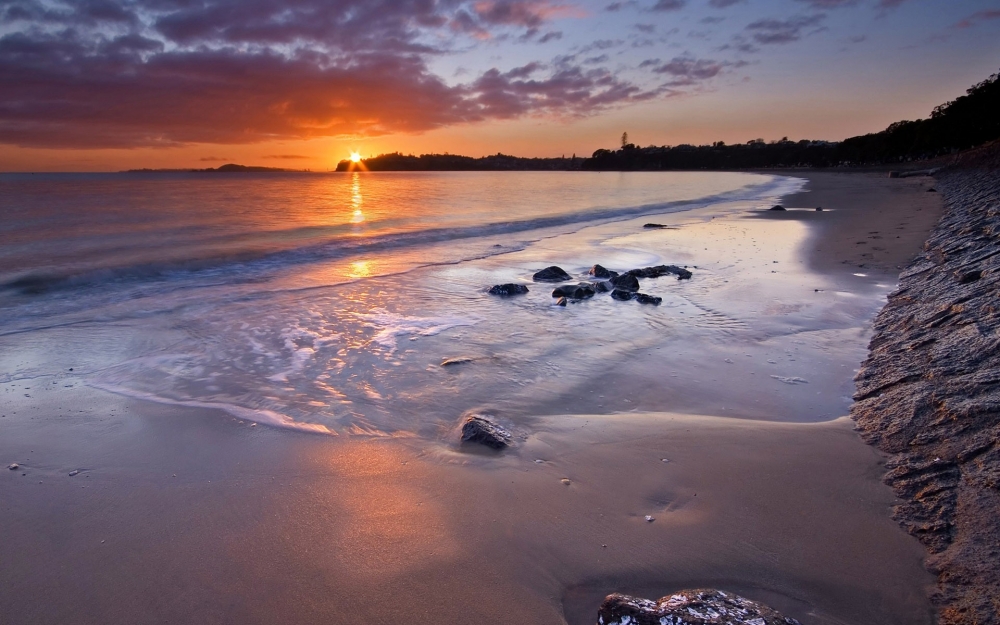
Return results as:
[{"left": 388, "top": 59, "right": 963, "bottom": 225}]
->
[{"left": 1, "top": 170, "right": 853, "bottom": 436}]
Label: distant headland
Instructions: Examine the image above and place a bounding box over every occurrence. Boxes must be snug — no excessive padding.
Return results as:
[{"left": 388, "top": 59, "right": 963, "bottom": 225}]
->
[{"left": 125, "top": 163, "right": 301, "bottom": 173}]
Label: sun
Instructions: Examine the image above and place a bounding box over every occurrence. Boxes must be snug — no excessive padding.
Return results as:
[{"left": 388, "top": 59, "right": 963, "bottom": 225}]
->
[{"left": 350, "top": 152, "right": 361, "bottom": 163}]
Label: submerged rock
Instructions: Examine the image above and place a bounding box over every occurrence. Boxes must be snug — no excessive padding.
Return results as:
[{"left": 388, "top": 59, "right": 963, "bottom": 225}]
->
[
  {"left": 609, "top": 273, "right": 640, "bottom": 291},
  {"left": 488, "top": 283, "right": 529, "bottom": 296},
  {"left": 441, "top": 357, "right": 474, "bottom": 367},
  {"left": 593, "top": 281, "right": 611, "bottom": 293},
  {"left": 634, "top": 293, "right": 662, "bottom": 305},
  {"left": 533, "top": 266, "right": 572, "bottom": 282},
  {"left": 460, "top": 415, "right": 512, "bottom": 449},
  {"left": 589, "top": 264, "right": 616, "bottom": 279},
  {"left": 552, "top": 283, "right": 596, "bottom": 299},
  {"left": 610, "top": 289, "right": 634, "bottom": 301},
  {"left": 769, "top": 205, "right": 786, "bottom": 211},
  {"left": 598, "top": 589, "right": 801, "bottom": 625},
  {"left": 555, "top": 297, "right": 568, "bottom": 306}
]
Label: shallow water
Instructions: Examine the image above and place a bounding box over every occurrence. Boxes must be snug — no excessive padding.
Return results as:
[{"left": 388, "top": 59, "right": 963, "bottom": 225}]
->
[{"left": 0, "top": 170, "right": 889, "bottom": 435}]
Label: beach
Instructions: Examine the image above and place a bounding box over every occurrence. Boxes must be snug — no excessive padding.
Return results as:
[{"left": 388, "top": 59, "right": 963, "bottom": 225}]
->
[{"left": 0, "top": 171, "right": 943, "bottom": 624}]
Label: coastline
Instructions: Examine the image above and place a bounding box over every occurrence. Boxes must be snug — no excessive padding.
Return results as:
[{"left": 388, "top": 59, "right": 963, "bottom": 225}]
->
[
  {"left": 851, "top": 148, "right": 1000, "bottom": 624},
  {"left": 0, "top": 171, "right": 944, "bottom": 624}
]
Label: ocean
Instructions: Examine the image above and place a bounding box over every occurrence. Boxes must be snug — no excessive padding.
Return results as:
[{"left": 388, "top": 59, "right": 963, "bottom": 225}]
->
[{"left": 2, "top": 170, "right": 873, "bottom": 437}]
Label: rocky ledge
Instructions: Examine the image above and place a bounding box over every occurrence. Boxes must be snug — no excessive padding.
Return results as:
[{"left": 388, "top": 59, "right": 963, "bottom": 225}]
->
[
  {"left": 597, "top": 589, "right": 801, "bottom": 625},
  {"left": 851, "top": 147, "right": 1000, "bottom": 625}
]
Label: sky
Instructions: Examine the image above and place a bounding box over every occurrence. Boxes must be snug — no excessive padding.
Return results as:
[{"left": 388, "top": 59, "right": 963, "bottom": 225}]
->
[{"left": 0, "top": 0, "right": 998, "bottom": 171}]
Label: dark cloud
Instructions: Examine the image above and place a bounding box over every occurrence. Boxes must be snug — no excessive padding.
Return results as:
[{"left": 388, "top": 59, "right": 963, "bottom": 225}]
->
[
  {"left": 708, "top": 0, "right": 743, "bottom": 7},
  {"left": 0, "top": 0, "right": 658, "bottom": 148},
  {"left": 264, "top": 154, "right": 310, "bottom": 159},
  {"left": 652, "top": 55, "right": 727, "bottom": 85},
  {"left": 634, "top": 23, "right": 656, "bottom": 33},
  {"left": 746, "top": 14, "right": 826, "bottom": 44},
  {"left": 877, "top": 0, "right": 912, "bottom": 7},
  {"left": 701, "top": 16, "right": 725, "bottom": 24},
  {"left": 650, "top": 0, "right": 685, "bottom": 11},
  {"left": 793, "top": 0, "right": 857, "bottom": 8},
  {"left": 954, "top": 9, "right": 1000, "bottom": 29},
  {"left": 605, "top": 1, "right": 639, "bottom": 10}
]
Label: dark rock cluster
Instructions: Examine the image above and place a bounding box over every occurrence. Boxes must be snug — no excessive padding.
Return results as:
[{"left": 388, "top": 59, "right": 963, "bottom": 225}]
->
[
  {"left": 489, "top": 263, "right": 690, "bottom": 307},
  {"left": 851, "top": 162, "right": 1000, "bottom": 625},
  {"left": 597, "top": 589, "right": 801, "bottom": 625}
]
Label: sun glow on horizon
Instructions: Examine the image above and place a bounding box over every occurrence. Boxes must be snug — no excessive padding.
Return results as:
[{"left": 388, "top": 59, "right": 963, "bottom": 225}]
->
[{"left": 350, "top": 151, "right": 362, "bottom": 163}]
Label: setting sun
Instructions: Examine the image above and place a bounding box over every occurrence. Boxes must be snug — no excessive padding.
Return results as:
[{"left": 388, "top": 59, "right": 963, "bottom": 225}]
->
[{"left": 350, "top": 152, "right": 361, "bottom": 163}]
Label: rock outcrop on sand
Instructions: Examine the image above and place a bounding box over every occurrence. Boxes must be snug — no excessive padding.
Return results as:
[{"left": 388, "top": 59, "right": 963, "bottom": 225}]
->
[
  {"left": 460, "top": 414, "right": 512, "bottom": 449},
  {"left": 597, "top": 589, "right": 801, "bottom": 625},
  {"left": 852, "top": 151, "right": 1000, "bottom": 625}
]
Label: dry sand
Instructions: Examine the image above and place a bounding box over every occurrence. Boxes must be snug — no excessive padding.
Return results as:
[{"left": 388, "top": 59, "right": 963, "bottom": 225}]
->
[{"left": 0, "top": 171, "right": 944, "bottom": 625}]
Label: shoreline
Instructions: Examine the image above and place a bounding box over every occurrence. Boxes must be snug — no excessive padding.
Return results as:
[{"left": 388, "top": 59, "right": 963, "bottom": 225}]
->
[
  {"left": 851, "top": 148, "right": 1000, "bottom": 624},
  {"left": 0, "top": 170, "right": 944, "bottom": 624}
]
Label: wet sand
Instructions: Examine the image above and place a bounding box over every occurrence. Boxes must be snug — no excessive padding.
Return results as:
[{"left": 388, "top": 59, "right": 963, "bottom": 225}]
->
[{"left": 0, "top": 171, "right": 943, "bottom": 625}]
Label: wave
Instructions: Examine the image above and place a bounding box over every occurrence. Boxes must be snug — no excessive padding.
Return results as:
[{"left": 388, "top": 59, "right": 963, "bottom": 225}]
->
[{"left": 0, "top": 176, "right": 799, "bottom": 297}]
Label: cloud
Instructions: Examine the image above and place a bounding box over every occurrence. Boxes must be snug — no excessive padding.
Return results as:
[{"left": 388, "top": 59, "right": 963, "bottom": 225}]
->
[
  {"left": 793, "top": 0, "right": 857, "bottom": 8},
  {"left": 649, "top": 55, "right": 741, "bottom": 86},
  {"left": 650, "top": 0, "right": 685, "bottom": 11},
  {"left": 264, "top": 154, "right": 310, "bottom": 159},
  {"left": 199, "top": 156, "right": 231, "bottom": 162},
  {"left": 708, "top": 0, "right": 743, "bottom": 7},
  {"left": 465, "top": 64, "right": 661, "bottom": 119},
  {"left": 954, "top": 9, "right": 1000, "bottom": 29},
  {"left": 877, "top": 0, "right": 913, "bottom": 7},
  {"left": 0, "top": 0, "right": 653, "bottom": 149},
  {"left": 746, "top": 14, "right": 826, "bottom": 44}
]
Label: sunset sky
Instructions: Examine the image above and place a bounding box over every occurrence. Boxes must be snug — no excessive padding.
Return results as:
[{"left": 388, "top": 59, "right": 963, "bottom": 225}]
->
[{"left": 1, "top": 0, "right": 998, "bottom": 171}]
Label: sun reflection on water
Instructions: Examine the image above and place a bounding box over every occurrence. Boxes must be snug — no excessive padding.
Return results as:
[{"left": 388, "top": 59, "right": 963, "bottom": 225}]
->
[{"left": 350, "top": 172, "right": 365, "bottom": 223}]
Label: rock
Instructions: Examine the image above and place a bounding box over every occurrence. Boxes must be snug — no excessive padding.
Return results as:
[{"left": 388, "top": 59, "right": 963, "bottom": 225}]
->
[
  {"left": 488, "top": 283, "right": 529, "bottom": 296},
  {"left": 552, "top": 283, "right": 596, "bottom": 299},
  {"left": 643, "top": 223, "right": 670, "bottom": 229},
  {"left": 769, "top": 205, "right": 786, "bottom": 211},
  {"left": 589, "top": 264, "right": 615, "bottom": 278},
  {"left": 560, "top": 478, "right": 571, "bottom": 485},
  {"left": 441, "top": 357, "right": 474, "bottom": 367},
  {"left": 593, "top": 281, "right": 611, "bottom": 293},
  {"left": 598, "top": 589, "right": 802, "bottom": 625},
  {"left": 68, "top": 470, "right": 79, "bottom": 476},
  {"left": 609, "top": 273, "right": 640, "bottom": 291},
  {"left": 628, "top": 265, "right": 692, "bottom": 280},
  {"left": 888, "top": 171, "right": 900, "bottom": 178},
  {"left": 928, "top": 187, "right": 938, "bottom": 192},
  {"left": 460, "top": 414, "right": 512, "bottom": 449},
  {"left": 532, "top": 266, "right": 571, "bottom": 282},
  {"left": 555, "top": 297, "right": 568, "bottom": 306},
  {"left": 634, "top": 293, "right": 662, "bottom": 306},
  {"left": 8, "top": 463, "right": 19, "bottom": 470},
  {"left": 611, "top": 289, "right": 634, "bottom": 301},
  {"left": 644, "top": 515, "right": 654, "bottom": 522},
  {"left": 816, "top": 206, "right": 824, "bottom": 211}
]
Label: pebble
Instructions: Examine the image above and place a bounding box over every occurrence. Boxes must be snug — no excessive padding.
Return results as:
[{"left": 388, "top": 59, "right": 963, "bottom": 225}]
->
[
  {"left": 645, "top": 515, "right": 655, "bottom": 522},
  {"left": 534, "top": 459, "right": 544, "bottom": 464},
  {"left": 7, "top": 463, "right": 18, "bottom": 470},
  {"left": 68, "top": 470, "right": 79, "bottom": 476},
  {"left": 561, "top": 478, "right": 571, "bottom": 486}
]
